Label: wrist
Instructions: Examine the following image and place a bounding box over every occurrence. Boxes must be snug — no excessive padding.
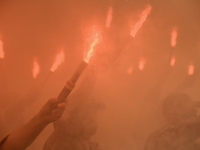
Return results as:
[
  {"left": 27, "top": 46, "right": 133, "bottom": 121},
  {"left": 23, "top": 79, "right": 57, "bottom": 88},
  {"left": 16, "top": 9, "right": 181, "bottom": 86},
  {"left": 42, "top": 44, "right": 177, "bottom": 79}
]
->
[{"left": 32, "top": 114, "right": 50, "bottom": 128}]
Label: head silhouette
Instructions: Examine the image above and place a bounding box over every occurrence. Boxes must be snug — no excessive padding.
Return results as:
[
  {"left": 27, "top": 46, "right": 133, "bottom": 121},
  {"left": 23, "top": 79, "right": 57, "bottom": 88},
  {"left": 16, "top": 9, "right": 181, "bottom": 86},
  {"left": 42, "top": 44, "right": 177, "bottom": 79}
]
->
[{"left": 163, "top": 93, "right": 197, "bottom": 126}]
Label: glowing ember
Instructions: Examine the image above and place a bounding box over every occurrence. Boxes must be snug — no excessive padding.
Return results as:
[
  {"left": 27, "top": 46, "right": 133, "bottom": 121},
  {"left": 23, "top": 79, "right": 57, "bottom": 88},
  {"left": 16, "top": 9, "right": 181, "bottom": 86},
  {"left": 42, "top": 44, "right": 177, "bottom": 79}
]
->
[
  {"left": 32, "top": 58, "right": 40, "bottom": 79},
  {"left": 105, "top": 6, "right": 113, "bottom": 29},
  {"left": 0, "top": 40, "right": 5, "bottom": 59},
  {"left": 84, "top": 29, "right": 102, "bottom": 63},
  {"left": 170, "top": 56, "right": 176, "bottom": 66},
  {"left": 130, "top": 5, "right": 152, "bottom": 38},
  {"left": 188, "top": 64, "right": 194, "bottom": 75},
  {"left": 138, "top": 58, "right": 146, "bottom": 71},
  {"left": 50, "top": 49, "right": 65, "bottom": 72},
  {"left": 127, "top": 65, "right": 133, "bottom": 74},
  {"left": 171, "top": 27, "right": 178, "bottom": 47}
]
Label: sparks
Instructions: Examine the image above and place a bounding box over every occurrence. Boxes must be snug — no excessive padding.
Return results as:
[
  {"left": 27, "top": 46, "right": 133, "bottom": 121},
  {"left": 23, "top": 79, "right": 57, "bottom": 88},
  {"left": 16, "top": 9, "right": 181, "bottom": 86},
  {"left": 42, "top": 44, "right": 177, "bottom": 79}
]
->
[
  {"left": 171, "top": 27, "right": 178, "bottom": 47},
  {"left": 170, "top": 56, "right": 176, "bottom": 67},
  {"left": 105, "top": 6, "right": 113, "bottom": 29},
  {"left": 130, "top": 5, "right": 152, "bottom": 38},
  {"left": 32, "top": 58, "right": 40, "bottom": 79},
  {"left": 188, "top": 64, "right": 194, "bottom": 75},
  {"left": 84, "top": 28, "right": 102, "bottom": 63},
  {"left": 0, "top": 40, "right": 5, "bottom": 59},
  {"left": 50, "top": 49, "right": 65, "bottom": 72}
]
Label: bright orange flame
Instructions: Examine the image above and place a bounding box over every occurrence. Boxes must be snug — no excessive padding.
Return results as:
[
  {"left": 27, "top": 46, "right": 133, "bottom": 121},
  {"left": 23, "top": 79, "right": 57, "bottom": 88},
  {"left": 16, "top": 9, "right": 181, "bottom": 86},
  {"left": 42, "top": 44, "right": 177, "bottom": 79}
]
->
[
  {"left": 127, "top": 65, "right": 133, "bottom": 74},
  {"left": 170, "top": 56, "right": 176, "bottom": 66},
  {"left": 84, "top": 29, "right": 102, "bottom": 63},
  {"left": 138, "top": 58, "right": 146, "bottom": 71},
  {"left": 188, "top": 64, "right": 194, "bottom": 75},
  {"left": 32, "top": 58, "right": 40, "bottom": 79},
  {"left": 0, "top": 40, "right": 5, "bottom": 59},
  {"left": 50, "top": 49, "right": 65, "bottom": 72},
  {"left": 171, "top": 27, "right": 178, "bottom": 47},
  {"left": 130, "top": 5, "right": 152, "bottom": 38},
  {"left": 105, "top": 6, "right": 113, "bottom": 29}
]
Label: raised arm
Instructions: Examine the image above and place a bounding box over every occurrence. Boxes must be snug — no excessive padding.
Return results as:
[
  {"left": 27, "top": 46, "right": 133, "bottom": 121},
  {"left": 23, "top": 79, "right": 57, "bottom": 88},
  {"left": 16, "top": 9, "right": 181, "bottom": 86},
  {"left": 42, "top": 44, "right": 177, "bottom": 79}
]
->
[{"left": 0, "top": 98, "right": 66, "bottom": 150}]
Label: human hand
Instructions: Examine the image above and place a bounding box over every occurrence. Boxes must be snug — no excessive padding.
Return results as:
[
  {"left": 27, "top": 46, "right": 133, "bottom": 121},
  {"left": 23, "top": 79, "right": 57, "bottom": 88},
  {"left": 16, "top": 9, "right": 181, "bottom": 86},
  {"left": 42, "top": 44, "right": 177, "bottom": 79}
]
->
[{"left": 36, "top": 98, "right": 66, "bottom": 125}]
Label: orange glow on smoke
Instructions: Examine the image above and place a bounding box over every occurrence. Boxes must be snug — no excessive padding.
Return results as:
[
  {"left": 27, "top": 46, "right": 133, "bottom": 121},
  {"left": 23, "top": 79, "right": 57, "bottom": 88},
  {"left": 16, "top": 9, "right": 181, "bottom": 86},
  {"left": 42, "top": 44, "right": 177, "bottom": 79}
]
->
[
  {"left": 170, "top": 56, "right": 176, "bottom": 66},
  {"left": 84, "top": 29, "right": 102, "bottom": 63},
  {"left": 50, "top": 49, "right": 65, "bottom": 72},
  {"left": 171, "top": 27, "right": 178, "bottom": 47},
  {"left": 138, "top": 58, "right": 146, "bottom": 71},
  {"left": 32, "top": 58, "right": 40, "bottom": 79},
  {"left": 0, "top": 40, "right": 5, "bottom": 59},
  {"left": 130, "top": 5, "right": 152, "bottom": 38},
  {"left": 188, "top": 64, "right": 194, "bottom": 75},
  {"left": 105, "top": 6, "right": 113, "bottom": 29}
]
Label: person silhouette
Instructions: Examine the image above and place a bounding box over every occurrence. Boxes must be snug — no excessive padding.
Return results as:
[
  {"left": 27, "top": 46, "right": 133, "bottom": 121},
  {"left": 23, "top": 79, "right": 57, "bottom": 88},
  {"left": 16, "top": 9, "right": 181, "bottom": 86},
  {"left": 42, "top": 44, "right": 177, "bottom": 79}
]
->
[{"left": 144, "top": 93, "right": 200, "bottom": 150}]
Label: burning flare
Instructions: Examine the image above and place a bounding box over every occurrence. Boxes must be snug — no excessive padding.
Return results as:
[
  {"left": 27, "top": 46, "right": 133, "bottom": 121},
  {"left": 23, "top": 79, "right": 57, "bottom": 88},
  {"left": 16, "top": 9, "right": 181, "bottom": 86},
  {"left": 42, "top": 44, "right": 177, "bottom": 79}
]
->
[
  {"left": 105, "top": 6, "right": 113, "bottom": 29},
  {"left": 0, "top": 40, "right": 5, "bottom": 59},
  {"left": 84, "top": 29, "right": 102, "bottom": 63},
  {"left": 56, "top": 27, "right": 102, "bottom": 104},
  {"left": 130, "top": 5, "right": 152, "bottom": 38},
  {"left": 171, "top": 27, "right": 178, "bottom": 47},
  {"left": 50, "top": 49, "right": 65, "bottom": 72},
  {"left": 170, "top": 56, "right": 176, "bottom": 67},
  {"left": 188, "top": 64, "right": 194, "bottom": 75},
  {"left": 32, "top": 58, "right": 40, "bottom": 79}
]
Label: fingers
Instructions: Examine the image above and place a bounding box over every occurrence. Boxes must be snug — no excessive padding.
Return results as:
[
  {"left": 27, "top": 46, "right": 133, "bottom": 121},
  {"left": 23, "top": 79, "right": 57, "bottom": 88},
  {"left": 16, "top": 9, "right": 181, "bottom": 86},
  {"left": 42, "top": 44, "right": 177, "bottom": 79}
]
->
[
  {"left": 52, "top": 108, "right": 65, "bottom": 114},
  {"left": 37, "top": 98, "right": 67, "bottom": 123},
  {"left": 44, "top": 98, "right": 57, "bottom": 109},
  {"left": 52, "top": 108, "right": 65, "bottom": 118},
  {"left": 47, "top": 98, "right": 66, "bottom": 109},
  {"left": 47, "top": 98, "right": 57, "bottom": 105},
  {"left": 52, "top": 100, "right": 66, "bottom": 115},
  {"left": 46, "top": 98, "right": 67, "bottom": 114},
  {"left": 58, "top": 102, "right": 66, "bottom": 108}
]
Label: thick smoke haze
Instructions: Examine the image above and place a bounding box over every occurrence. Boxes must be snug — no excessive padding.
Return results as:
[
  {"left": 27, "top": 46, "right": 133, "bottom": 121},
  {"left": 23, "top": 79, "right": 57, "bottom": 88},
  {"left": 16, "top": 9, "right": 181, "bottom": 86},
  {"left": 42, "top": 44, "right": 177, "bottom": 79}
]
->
[{"left": 0, "top": 0, "right": 200, "bottom": 150}]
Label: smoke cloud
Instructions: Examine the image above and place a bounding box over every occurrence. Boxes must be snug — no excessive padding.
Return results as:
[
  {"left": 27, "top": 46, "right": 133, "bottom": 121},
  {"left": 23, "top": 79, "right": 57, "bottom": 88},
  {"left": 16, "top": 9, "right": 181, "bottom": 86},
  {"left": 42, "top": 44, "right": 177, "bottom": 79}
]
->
[{"left": 0, "top": 0, "right": 200, "bottom": 150}]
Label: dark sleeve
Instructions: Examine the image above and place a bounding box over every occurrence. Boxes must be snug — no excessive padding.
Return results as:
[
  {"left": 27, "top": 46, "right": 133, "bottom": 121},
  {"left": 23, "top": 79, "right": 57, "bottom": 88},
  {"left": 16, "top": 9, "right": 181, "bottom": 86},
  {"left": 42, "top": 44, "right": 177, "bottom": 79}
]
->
[{"left": 0, "top": 135, "right": 9, "bottom": 147}]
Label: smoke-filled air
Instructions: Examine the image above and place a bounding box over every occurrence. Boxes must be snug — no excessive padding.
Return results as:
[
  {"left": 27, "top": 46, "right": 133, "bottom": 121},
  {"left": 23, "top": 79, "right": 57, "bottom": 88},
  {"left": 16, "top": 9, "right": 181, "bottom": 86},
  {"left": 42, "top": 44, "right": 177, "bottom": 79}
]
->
[{"left": 0, "top": 0, "right": 200, "bottom": 150}]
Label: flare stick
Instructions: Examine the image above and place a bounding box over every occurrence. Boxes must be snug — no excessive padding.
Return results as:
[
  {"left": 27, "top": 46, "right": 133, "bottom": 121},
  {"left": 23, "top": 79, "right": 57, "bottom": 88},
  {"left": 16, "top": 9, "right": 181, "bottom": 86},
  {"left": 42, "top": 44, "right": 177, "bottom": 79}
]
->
[{"left": 57, "top": 60, "right": 88, "bottom": 103}]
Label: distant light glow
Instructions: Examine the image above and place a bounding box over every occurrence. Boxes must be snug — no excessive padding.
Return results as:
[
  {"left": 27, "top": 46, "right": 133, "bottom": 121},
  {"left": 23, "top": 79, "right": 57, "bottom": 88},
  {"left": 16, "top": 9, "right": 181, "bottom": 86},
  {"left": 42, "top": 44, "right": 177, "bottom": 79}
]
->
[
  {"left": 170, "top": 56, "right": 176, "bottom": 67},
  {"left": 127, "top": 65, "right": 133, "bottom": 74},
  {"left": 130, "top": 5, "right": 152, "bottom": 38},
  {"left": 188, "top": 64, "right": 194, "bottom": 75},
  {"left": 105, "top": 6, "right": 113, "bottom": 29},
  {"left": 138, "top": 58, "right": 146, "bottom": 71},
  {"left": 32, "top": 58, "right": 40, "bottom": 79},
  {"left": 171, "top": 27, "right": 178, "bottom": 47},
  {"left": 0, "top": 40, "right": 5, "bottom": 59},
  {"left": 84, "top": 28, "right": 102, "bottom": 63},
  {"left": 50, "top": 49, "right": 65, "bottom": 72}
]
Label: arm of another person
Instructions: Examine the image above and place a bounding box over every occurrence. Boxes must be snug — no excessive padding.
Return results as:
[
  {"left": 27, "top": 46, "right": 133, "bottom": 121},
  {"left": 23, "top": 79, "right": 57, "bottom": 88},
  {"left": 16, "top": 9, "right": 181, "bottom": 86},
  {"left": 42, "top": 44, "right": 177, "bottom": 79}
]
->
[{"left": 0, "top": 98, "right": 66, "bottom": 150}]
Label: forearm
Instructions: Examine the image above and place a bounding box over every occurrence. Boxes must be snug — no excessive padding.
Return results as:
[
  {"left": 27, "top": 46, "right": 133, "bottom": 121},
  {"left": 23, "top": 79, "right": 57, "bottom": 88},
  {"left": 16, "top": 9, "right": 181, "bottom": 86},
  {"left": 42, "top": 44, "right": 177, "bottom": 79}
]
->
[
  {"left": 1, "top": 114, "right": 49, "bottom": 150},
  {"left": 0, "top": 98, "right": 66, "bottom": 150}
]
